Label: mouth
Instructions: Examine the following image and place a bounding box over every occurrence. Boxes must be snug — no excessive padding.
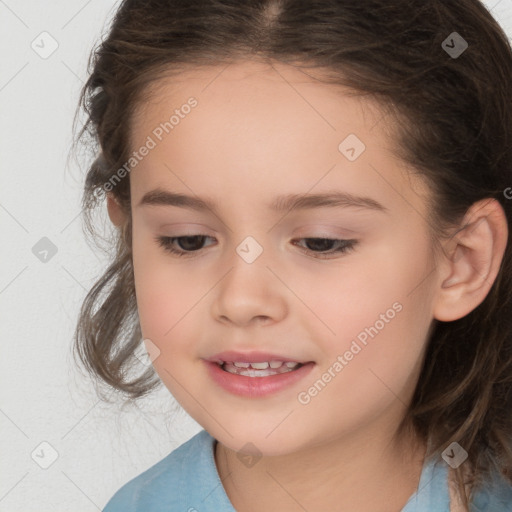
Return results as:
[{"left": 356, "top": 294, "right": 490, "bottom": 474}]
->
[
  {"left": 215, "top": 360, "right": 306, "bottom": 377},
  {"left": 204, "top": 357, "right": 316, "bottom": 397}
]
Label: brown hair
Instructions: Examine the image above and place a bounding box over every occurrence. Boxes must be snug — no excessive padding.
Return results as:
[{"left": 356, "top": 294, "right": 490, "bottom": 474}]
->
[{"left": 71, "top": 0, "right": 512, "bottom": 505}]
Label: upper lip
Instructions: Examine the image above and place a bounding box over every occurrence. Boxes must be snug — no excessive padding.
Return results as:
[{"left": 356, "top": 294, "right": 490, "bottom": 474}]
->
[{"left": 206, "top": 351, "right": 312, "bottom": 364}]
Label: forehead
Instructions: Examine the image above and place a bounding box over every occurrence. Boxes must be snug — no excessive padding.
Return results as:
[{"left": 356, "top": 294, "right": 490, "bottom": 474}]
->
[
  {"left": 128, "top": 59, "right": 430, "bottom": 219},
  {"left": 132, "top": 59, "right": 389, "bottom": 141}
]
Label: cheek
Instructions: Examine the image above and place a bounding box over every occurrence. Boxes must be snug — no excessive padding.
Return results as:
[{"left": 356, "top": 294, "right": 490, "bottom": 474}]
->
[
  {"left": 131, "top": 229, "right": 201, "bottom": 343},
  {"left": 302, "top": 230, "right": 435, "bottom": 383},
  {"left": 295, "top": 235, "right": 432, "bottom": 338},
  {"left": 295, "top": 291, "right": 432, "bottom": 442}
]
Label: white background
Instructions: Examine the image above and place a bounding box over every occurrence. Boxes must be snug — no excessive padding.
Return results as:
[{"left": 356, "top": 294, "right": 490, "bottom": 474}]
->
[{"left": 1, "top": 1, "right": 511, "bottom": 510}]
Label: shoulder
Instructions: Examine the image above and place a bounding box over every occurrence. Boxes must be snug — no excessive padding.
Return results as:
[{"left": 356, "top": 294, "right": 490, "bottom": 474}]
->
[
  {"left": 102, "top": 429, "right": 213, "bottom": 512},
  {"left": 448, "top": 464, "right": 512, "bottom": 512},
  {"left": 470, "top": 469, "right": 512, "bottom": 511}
]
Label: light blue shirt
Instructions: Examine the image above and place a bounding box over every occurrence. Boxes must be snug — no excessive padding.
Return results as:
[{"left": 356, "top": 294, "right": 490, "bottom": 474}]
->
[{"left": 103, "top": 429, "right": 512, "bottom": 511}]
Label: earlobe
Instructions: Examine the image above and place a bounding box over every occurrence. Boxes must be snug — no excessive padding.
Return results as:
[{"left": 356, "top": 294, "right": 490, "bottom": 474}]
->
[
  {"left": 433, "top": 198, "right": 508, "bottom": 322},
  {"left": 106, "top": 192, "right": 126, "bottom": 227}
]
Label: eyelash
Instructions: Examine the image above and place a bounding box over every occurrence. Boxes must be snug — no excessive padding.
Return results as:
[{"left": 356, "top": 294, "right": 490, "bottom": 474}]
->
[{"left": 154, "top": 235, "right": 357, "bottom": 260}]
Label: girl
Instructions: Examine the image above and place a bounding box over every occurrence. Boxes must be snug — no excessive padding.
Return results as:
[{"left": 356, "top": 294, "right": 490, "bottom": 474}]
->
[{"left": 72, "top": 0, "right": 512, "bottom": 510}]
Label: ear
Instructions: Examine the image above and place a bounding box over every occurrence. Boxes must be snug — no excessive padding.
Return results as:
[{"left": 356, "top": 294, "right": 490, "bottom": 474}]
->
[
  {"left": 433, "top": 198, "right": 508, "bottom": 322},
  {"left": 106, "top": 192, "right": 127, "bottom": 227}
]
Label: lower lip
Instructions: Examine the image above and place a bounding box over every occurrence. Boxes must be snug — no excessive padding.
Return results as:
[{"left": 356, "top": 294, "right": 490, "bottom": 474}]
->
[{"left": 204, "top": 360, "right": 315, "bottom": 397}]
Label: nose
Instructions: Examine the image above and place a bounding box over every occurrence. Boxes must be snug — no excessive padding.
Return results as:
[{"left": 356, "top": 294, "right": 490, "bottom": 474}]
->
[{"left": 210, "top": 248, "right": 288, "bottom": 328}]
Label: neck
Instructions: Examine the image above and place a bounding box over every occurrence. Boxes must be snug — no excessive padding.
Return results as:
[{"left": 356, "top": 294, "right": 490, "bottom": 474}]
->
[{"left": 214, "top": 418, "right": 427, "bottom": 512}]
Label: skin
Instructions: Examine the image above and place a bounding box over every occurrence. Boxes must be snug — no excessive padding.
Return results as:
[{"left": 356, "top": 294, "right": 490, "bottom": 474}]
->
[{"left": 107, "top": 58, "right": 508, "bottom": 511}]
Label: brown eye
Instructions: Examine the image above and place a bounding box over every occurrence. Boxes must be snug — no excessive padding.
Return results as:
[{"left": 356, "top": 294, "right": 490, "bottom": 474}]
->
[
  {"left": 155, "top": 235, "right": 215, "bottom": 257},
  {"left": 292, "top": 238, "right": 357, "bottom": 259},
  {"left": 155, "top": 235, "right": 357, "bottom": 259}
]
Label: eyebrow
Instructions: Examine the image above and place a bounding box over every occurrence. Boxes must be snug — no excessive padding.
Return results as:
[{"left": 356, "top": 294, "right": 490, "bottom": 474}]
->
[{"left": 137, "top": 188, "right": 388, "bottom": 214}]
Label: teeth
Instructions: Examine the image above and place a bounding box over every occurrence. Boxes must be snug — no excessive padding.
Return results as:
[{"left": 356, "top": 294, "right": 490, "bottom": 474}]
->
[
  {"left": 250, "top": 362, "right": 269, "bottom": 369},
  {"left": 220, "top": 360, "right": 303, "bottom": 377},
  {"left": 230, "top": 361, "right": 297, "bottom": 369}
]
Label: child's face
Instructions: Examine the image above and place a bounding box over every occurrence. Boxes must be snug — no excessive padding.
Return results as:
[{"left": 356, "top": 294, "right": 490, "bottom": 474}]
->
[{"left": 127, "top": 59, "right": 440, "bottom": 455}]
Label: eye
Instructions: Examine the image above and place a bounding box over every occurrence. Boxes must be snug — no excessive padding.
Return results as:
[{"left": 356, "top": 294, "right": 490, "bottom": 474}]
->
[
  {"left": 291, "top": 237, "right": 357, "bottom": 259},
  {"left": 155, "top": 235, "right": 216, "bottom": 257},
  {"left": 155, "top": 235, "right": 357, "bottom": 259}
]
